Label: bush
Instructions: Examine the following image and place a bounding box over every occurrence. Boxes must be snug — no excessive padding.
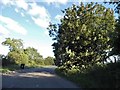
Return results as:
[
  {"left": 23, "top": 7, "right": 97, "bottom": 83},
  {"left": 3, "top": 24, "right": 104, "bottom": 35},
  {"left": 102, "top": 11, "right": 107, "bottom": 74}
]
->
[{"left": 56, "top": 62, "right": 120, "bottom": 88}]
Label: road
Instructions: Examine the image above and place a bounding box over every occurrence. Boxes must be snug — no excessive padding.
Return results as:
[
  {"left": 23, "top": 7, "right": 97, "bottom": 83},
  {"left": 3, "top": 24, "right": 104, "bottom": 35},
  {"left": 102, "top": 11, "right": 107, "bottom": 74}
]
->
[{"left": 2, "top": 66, "right": 80, "bottom": 88}]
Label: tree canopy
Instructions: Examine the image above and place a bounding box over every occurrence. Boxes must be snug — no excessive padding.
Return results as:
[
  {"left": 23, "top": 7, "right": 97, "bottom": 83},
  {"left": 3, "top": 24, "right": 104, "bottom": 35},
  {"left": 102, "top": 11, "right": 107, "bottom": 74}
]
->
[
  {"left": 1, "top": 38, "right": 55, "bottom": 67},
  {"left": 2, "top": 38, "right": 24, "bottom": 52},
  {"left": 48, "top": 3, "right": 116, "bottom": 69}
]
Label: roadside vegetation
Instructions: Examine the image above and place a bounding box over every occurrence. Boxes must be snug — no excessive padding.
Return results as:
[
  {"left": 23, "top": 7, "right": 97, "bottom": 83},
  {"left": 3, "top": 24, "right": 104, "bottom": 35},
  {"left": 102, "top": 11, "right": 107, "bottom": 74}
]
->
[
  {"left": 56, "top": 62, "right": 120, "bottom": 88},
  {"left": 48, "top": 2, "right": 120, "bottom": 89},
  {"left": 0, "top": 38, "right": 55, "bottom": 73},
  {"left": 1, "top": 2, "right": 120, "bottom": 89}
]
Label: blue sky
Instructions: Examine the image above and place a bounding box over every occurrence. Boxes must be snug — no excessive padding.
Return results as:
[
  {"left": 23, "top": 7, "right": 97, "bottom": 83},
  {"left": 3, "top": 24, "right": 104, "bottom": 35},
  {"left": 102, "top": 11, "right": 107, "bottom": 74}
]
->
[{"left": 0, "top": 0, "right": 115, "bottom": 58}]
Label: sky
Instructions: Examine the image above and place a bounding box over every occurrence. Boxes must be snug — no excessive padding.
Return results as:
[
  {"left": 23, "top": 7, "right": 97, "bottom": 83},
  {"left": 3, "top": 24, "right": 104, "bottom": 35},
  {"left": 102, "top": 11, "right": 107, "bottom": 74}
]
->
[{"left": 0, "top": 0, "right": 115, "bottom": 58}]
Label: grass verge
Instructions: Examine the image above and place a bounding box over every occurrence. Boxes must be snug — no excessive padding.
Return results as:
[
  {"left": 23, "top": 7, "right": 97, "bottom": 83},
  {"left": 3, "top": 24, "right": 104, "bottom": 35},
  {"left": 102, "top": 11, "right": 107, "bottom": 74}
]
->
[
  {"left": 0, "top": 64, "right": 43, "bottom": 73},
  {"left": 55, "top": 62, "right": 120, "bottom": 89}
]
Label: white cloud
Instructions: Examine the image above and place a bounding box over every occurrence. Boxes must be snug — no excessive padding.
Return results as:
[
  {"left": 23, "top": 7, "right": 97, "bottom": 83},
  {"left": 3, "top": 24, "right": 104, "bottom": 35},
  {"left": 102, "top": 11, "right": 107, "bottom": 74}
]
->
[
  {"left": 26, "top": 20, "right": 29, "bottom": 23},
  {"left": 0, "top": 24, "right": 9, "bottom": 36},
  {"left": 15, "top": 8, "right": 19, "bottom": 13},
  {"left": 29, "top": 3, "right": 48, "bottom": 18},
  {"left": 38, "top": 45, "right": 54, "bottom": 58},
  {"left": 0, "top": 37, "right": 9, "bottom": 56},
  {"left": 0, "top": 15, "right": 27, "bottom": 35},
  {"left": 14, "top": 0, "right": 28, "bottom": 10},
  {"left": 1, "top": 0, "right": 51, "bottom": 30},
  {"left": 0, "top": 44, "right": 9, "bottom": 55},
  {"left": 29, "top": 3, "right": 50, "bottom": 29},
  {"left": 1, "top": 0, "right": 28, "bottom": 16},
  {"left": 44, "top": 30, "right": 49, "bottom": 36},
  {"left": 57, "top": 0, "right": 68, "bottom": 4},
  {"left": 55, "top": 15, "right": 63, "bottom": 21},
  {"left": 0, "top": 0, "right": 13, "bottom": 5},
  {"left": 21, "top": 12, "right": 25, "bottom": 17},
  {"left": 1, "top": 0, "right": 28, "bottom": 11},
  {"left": 45, "top": 0, "right": 68, "bottom": 4},
  {"left": 24, "top": 40, "right": 54, "bottom": 58},
  {"left": 32, "top": 17, "right": 50, "bottom": 29}
]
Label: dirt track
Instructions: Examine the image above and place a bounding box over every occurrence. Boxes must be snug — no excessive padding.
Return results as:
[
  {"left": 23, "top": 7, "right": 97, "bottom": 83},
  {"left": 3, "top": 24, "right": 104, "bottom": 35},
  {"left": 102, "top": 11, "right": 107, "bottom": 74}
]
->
[{"left": 2, "top": 66, "right": 80, "bottom": 88}]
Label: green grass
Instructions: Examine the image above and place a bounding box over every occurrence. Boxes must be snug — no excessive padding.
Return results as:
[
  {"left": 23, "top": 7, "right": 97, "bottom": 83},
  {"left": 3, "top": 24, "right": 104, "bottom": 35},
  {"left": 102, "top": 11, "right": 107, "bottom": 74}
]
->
[
  {"left": 0, "top": 64, "right": 35, "bottom": 73},
  {"left": 0, "top": 68, "right": 10, "bottom": 73},
  {"left": 1, "top": 64, "right": 51, "bottom": 73},
  {"left": 0, "top": 64, "right": 20, "bottom": 73},
  {"left": 55, "top": 62, "right": 120, "bottom": 89}
]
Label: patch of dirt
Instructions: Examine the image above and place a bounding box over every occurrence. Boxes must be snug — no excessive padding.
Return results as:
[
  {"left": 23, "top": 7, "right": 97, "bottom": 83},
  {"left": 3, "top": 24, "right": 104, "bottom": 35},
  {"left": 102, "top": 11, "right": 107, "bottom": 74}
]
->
[{"left": 19, "top": 72, "right": 56, "bottom": 77}]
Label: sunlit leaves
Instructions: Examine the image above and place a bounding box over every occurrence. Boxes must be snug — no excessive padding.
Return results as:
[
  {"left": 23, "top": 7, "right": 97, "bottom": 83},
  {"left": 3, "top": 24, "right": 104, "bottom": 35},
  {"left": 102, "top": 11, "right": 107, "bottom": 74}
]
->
[
  {"left": 48, "top": 3, "right": 116, "bottom": 68},
  {"left": 2, "top": 38, "right": 23, "bottom": 52}
]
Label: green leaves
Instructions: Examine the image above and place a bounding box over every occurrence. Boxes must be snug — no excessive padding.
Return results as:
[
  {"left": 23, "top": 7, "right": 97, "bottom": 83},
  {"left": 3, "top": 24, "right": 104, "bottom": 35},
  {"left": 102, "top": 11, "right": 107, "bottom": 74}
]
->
[
  {"left": 48, "top": 3, "right": 116, "bottom": 68},
  {"left": 2, "top": 38, "right": 55, "bottom": 66},
  {"left": 44, "top": 56, "right": 55, "bottom": 65},
  {"left": 110, "top": 16, "right": 120, "bottom": 57},
  {"left": 2, "top": 38, "right": 23, "bottom": 52},
  {"left": 7, "top": 51, "right": 28, "bottom": 65}
]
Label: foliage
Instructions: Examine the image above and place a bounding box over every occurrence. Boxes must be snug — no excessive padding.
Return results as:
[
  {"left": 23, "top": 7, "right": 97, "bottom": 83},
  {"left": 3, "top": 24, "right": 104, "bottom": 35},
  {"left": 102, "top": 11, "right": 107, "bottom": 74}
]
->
[
  {"left": 2, "top": 38, "right": 55, "bottom": 68},
  {"left": 56, "top": 62, "right": 120, "bottom": 88},
  {"left": 104, "top": 1, "right": 120, "bottom": 61},
  {"left": 24, "top": 47, "right": 44, "bottom": 65},
  {"left": 7, "top": 51, "right": 29, "bottom": 65},
  {"left": 1, "top": 55, "right": 14, "bottom": 66},
  {"left": 0, "top": 54, "right": 4, "bottom": 60},
  {"left": 2, "top": 38, "right": 24, "bottom": 52},
  {"left": 105, "top": 1, "right": 120, "bottom": 14},
  {"left": 44, "top": 56, "right": 55, "bottom": 65},
  {"left": 0, "top": 64, "right": 21, "bottom": 73},
  {"left": 48, "top": 3, "right": 116, "bottom": 68},
  {"left": 109, "top": 16, "right": 120, "bottom": 62}
]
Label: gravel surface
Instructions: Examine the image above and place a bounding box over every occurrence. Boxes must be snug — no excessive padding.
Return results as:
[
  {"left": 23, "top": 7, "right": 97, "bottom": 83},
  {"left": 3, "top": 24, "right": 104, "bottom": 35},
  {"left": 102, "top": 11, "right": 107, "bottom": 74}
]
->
[{"left": 2, "top": 66, "right": 80, "bottom": 88}]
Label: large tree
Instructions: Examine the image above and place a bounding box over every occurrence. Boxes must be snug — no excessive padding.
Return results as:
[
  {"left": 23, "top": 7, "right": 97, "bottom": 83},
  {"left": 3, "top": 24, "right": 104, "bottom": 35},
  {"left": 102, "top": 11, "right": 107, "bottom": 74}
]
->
[
  {"left": 2, "top": 38, "right": 28, "bottom": 65},
  {"left": 48, "top": 3, "right": 116, "bottom": 68}
]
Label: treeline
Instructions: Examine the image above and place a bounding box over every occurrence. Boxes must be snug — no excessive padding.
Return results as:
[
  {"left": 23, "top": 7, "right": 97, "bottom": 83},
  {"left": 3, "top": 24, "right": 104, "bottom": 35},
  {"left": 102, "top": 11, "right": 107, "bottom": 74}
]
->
[
  {"left": 0, "top": 38, "right": 54, "bottom": 67},
  {"left": 48, "top": 2, "right": 120, "bottom": 88}
]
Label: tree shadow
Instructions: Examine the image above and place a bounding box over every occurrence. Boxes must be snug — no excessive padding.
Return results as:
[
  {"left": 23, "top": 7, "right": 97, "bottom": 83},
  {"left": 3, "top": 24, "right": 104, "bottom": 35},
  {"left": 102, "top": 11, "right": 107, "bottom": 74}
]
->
[{"left": 2, "top": 67, "right": 79, "bottom": 88}]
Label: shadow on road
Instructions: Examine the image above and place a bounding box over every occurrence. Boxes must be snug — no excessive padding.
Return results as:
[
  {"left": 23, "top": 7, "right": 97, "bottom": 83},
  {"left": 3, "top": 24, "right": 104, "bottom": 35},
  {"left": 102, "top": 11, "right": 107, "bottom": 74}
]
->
[
  {"left": 2, "top": 74, "right": 61, "bottom": 88},
  {"left": 2, "top": 67, "right": 79, "bottom": 88}
]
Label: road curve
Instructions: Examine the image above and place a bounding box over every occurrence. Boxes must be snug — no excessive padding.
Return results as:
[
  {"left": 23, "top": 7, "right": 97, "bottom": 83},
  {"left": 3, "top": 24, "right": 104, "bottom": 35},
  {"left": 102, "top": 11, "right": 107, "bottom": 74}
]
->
[{"left": 2, "top": 66, "right": 80, "bottom": 88}]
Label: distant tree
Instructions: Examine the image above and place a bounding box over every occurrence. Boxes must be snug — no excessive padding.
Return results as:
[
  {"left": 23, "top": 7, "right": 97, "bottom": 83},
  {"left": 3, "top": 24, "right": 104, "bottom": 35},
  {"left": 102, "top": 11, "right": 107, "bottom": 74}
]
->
[
  {"left": 44, "top": 56, "right": 55, "bottom": 65},
  {"left": 1, "top": 38, "right": 46, "bottom": 67},
  {"left": 24, "top": 47, "right": 44, "bottom": 65},
  {"left": 7, "top": 51, "right": 28, "bottom": 65},
  {"left": 2, "top": 38, "right": 24, "bottom": 52},
  {"left": 2, "top": 38, "right": 28, "bottom": 65}
]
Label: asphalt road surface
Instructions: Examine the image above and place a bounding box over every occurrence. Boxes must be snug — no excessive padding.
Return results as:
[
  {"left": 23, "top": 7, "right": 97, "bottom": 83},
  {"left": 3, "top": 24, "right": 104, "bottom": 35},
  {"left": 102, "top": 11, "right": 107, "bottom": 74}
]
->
[{"left": 2, "top": 66, "right": 80, "bottom": 88}]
